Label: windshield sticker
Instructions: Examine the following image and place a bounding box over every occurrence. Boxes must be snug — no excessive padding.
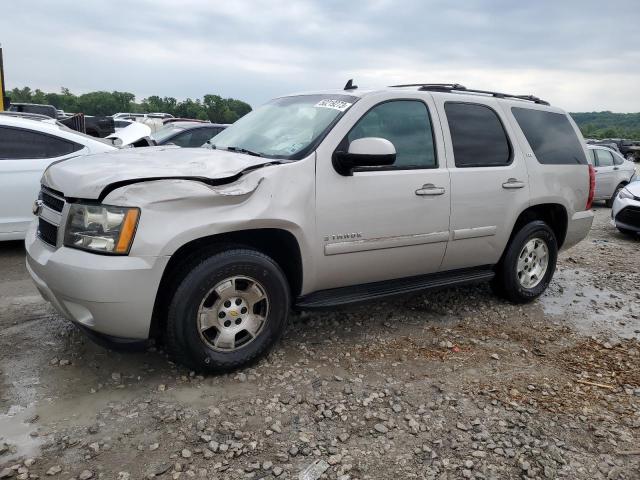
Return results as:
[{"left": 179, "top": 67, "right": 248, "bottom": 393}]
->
[{"left": 314, "top": 99, "right": 353, "bottom": 112}]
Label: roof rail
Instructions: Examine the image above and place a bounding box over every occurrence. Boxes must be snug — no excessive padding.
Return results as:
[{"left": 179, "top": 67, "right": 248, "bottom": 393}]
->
[
  {"left": 0, "top": 111, "right": 54, "bottom": 121},
  {"left": 388, "top": 83, "right": 550, "bottom": 106}
]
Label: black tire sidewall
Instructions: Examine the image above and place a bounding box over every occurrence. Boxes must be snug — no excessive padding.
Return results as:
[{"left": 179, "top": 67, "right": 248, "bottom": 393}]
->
[
  {"left": 500, "top": 221, "right": 558, "bottom": 303},
  {"left": 167, "top": 250, "right": 290, "bottom": 372},
  {"left": 606, "top": 185, "right": 623, "bottom": 208}
]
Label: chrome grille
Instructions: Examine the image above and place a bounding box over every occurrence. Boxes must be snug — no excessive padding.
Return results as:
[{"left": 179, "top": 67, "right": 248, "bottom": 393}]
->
[
  {"left": 40, "top": 187, "right": 65, "bottom": 213},
  {"left": 37, "top": 186, "right": 65, "bottom": 247},
  {"left": 37, "top": 218, "right": 58, "bottom": 246}
]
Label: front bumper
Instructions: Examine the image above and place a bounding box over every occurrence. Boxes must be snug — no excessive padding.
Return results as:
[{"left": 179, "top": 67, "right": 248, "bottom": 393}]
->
[
  {"left": 25, "top": 220, "right": 170, "bottom": 340},
  {"left": 562, "top": 210, "right": 594, "bottom": 250},
  {"left": 611, "top": 193, "right": 640, "bottom": 232}
]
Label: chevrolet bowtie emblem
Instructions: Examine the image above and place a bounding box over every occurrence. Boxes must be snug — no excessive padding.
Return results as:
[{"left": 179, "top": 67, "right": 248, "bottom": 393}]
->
[{"left": 32, "top": 200, "right": 43, "bottom": 216}]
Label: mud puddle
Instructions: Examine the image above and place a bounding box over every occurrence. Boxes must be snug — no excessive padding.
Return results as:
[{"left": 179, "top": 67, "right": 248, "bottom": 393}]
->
[{"left": 541, "top": 267, "right": 640, "bottom": 339}]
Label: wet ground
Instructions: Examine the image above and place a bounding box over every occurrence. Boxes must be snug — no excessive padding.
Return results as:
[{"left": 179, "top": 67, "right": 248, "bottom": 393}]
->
[{"left": 1, "top": 206, "right": 639, "bottom": 479}]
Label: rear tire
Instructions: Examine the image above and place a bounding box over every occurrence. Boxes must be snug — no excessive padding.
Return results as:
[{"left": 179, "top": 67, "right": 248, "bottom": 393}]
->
[
  {"left": 605, "top": 184, "right": 625, "bottom": 208},
  {"left": 165, "top": 248, "right": 290, "bottom": 373},
  {"left": 492, "top": 221, "right": 558, "bottom": 303}
]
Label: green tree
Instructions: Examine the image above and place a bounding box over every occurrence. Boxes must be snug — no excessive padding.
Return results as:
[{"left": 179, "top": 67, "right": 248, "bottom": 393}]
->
[{"left": 6, "top": 86, "right": 252, "bottom": 122}]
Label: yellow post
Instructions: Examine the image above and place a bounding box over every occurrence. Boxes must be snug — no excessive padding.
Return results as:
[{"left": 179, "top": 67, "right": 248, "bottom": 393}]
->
[{"left": 0, "top": 46, "right": 6, "bottom": 111}]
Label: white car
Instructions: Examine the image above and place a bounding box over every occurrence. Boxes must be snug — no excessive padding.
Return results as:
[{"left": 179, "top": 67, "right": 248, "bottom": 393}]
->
[
  {"left": 587, "top": 145, "right": 637, "bottom": 207},
  {"left": 611, "top": 180, "right": 640, "bottom": 236},
  {"left": 0, "top": 113, "right": 116, "bottom": 240}
]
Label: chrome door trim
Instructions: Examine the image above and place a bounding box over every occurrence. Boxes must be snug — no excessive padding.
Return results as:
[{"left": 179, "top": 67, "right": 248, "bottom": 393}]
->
[
  {"left": 452, "top": 226, "right": 497, "bottom": 240},
  {"left": 325, "top": 231, "right": 449, "bottom": 256}
]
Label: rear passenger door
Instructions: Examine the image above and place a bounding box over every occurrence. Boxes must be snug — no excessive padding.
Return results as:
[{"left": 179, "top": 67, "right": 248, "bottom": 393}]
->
[
  {"left": 434, "top": 98, "right": 529, "bottom": 270},
  {"left": 0, "top": 126, "right": 85, "bottom": 236}
]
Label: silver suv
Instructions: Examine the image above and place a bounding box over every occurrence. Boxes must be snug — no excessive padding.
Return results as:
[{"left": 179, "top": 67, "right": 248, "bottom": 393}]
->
[{"left": 26, "top": 83, "right": 595, "bottom": 372}]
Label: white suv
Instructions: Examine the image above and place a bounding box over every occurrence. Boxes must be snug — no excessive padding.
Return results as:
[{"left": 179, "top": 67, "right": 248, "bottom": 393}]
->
[{"left": 25, "top": 83, "right": 594, "bottom": 371}]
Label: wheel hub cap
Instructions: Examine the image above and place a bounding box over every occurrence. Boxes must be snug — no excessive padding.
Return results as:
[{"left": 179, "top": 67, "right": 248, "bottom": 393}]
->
[
  {"left": 516, "top": 238, "right": 549, "bottom": 289},
  {"left": 197, "top": 276, "right": 269, "bottom": 352}
]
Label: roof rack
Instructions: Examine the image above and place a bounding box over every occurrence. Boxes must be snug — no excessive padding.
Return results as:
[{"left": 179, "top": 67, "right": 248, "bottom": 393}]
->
[{"left": 388, "top": 83, "right": 550, "bottom": 106}]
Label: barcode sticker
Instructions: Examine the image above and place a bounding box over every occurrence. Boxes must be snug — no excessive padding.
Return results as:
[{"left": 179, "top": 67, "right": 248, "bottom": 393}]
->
[{"left": 314, "top": 99, "right": 352, "bottom": 111}]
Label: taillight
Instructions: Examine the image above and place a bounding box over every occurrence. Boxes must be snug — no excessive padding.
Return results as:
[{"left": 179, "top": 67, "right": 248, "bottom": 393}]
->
[{"left": 586, "top": 164, "right": 595, "bottom": 210}]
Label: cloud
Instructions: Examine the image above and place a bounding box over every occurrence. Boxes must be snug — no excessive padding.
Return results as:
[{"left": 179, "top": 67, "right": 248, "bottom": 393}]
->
[{"left": 2, "top": 0, "right": 639, "bottom": 111}]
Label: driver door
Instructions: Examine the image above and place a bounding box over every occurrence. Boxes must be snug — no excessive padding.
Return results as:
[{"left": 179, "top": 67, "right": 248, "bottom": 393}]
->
[{"left": 313, "top": 96, "right": 451, "bottom": 291}]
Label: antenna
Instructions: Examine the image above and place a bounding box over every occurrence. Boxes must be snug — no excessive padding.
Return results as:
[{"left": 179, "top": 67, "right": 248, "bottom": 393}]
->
[{"left": 343, "top": 79, "right": 358, "bottom": 91}]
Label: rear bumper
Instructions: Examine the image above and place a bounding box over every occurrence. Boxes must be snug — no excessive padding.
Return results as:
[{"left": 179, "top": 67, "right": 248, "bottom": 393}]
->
[
  {"left": 25, "top": 221, "right": 169, "bottom": 339},
  {"left": 562, "top": 210, "right": 594, "bottom": 250}
]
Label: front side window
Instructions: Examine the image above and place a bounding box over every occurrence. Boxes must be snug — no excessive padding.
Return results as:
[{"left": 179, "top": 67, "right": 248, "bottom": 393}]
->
[
  {"left": 511, "top": 107, "right": 587, "bottom": 165},
  {"left": 171, "top": 128, "right": 218, "bottom": 148},
  {"left": 594, "top": 149, "right": 614, "bottom": 167},
  {"left": 345, "top": 100, "right": 436, "bottom": 169},
  {"left": 445, "top": 103, "right": 511, "bottom": 168},
  {"left": 0, "top": 126, "right": 83, "bottom": 160},
  {"left": 152, "top": 125, "right": 184, "bottom": 144},
  {"left": 210, "top": 94, "right": 358, "bottom": 159}
]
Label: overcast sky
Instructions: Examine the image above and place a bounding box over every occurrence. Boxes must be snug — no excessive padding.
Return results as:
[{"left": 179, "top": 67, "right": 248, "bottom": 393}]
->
[{"left": 2, "top": 0, "right": 639, "bottom": 112}]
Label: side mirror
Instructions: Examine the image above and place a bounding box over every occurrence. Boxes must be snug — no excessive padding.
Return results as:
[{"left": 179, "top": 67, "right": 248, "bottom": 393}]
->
[{"left": 333, "top": 137, "right": 396, "bottom": 176}]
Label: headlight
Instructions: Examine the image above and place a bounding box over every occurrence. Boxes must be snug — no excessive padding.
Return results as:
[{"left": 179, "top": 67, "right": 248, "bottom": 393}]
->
[
  {"left": 619, "top": 188, "right": 634, "bottom": 200},
  {"left": 64, "top": 204, "right": 140, "bottom": 254}
]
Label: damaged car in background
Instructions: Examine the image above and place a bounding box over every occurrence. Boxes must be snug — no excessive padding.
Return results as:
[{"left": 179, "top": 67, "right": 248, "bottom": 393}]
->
[
  {"left": 0, "top": 112, "right": 116, "bottom": 240},
  {"left": 25, "top": 83, "right": 594, "bottom": 372}
]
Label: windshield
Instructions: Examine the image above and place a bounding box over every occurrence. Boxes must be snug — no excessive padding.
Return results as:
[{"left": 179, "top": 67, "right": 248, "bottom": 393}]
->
[
  {"left": 151, "top": 125, "right": 185, "bottom": 143},
  {"left": 210, "top": 94, "right": 358, "bottom": 159}
]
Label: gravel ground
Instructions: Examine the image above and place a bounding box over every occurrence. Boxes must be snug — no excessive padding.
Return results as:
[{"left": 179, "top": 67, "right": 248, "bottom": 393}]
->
[{"left": 1, "top": 206, "right": 639, "bottom": 480}]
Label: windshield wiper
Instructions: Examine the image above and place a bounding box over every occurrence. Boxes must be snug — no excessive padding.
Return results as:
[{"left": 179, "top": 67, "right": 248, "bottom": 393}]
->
[{"left": 226, "top": 146, "right": 262, "bottom": 157}]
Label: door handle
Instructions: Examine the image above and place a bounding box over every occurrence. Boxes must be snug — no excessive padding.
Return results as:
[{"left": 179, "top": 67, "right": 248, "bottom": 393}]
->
[
  {"left": 502, "top": 178, "right": 525, "bottom": 189},
  {"left": 613, "top": 167, "right": 619, "bottom": 170},
  {"left": 415, "top": 183, "right": 445, "bottom": 196}
]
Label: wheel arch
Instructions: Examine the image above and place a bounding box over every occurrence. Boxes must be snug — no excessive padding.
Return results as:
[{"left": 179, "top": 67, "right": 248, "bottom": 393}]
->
[
  {"left": 504, "top": 203, "right": 568, "bottom": 256},
  {"left": 150, "top": 228, "right": 303, "bottom": 338}
]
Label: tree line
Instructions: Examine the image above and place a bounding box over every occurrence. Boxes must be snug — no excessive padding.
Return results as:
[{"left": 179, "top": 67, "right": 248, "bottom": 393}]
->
[
  {"left": 7, "top": 87, "right": 252, "bottom": 124},
  {"left": 570, "top": 112, "right": 640, "bottom": 140},
  {"left": 7, "top": 87, "right": 640, "bottom": 140}
]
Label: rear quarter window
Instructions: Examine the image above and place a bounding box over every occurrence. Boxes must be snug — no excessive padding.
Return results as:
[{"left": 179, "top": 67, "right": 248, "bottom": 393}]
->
[
  {"left": 511, "top": 108, "right": 587, "bottom": 165},
  {"left": 0, "top": 126, "right": 83, "bottom": 160}
]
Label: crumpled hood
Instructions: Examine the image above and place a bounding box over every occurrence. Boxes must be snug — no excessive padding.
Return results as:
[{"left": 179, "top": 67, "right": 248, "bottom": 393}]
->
[{"left": 42, "top": 146, "right": 275, "bottom": 199}]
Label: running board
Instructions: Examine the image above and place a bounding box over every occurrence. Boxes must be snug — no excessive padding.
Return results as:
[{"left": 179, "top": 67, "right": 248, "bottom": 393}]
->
[{"left": 296, "top": 266, "right": 495, "bottom": 309}]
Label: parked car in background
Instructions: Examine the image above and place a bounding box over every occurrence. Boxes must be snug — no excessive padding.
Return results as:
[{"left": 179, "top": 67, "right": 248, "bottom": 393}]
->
[
  {"left": 25, "top": 83, "right": 594, "bottom": 371},
  {"left": 587, "top": 145, "right": 637, "bottom": 207},
  {"left": 151, "top": 121, "right": 229, "bottom": 147},
  {"left": 9, "top": 102, "right": 57, "bottom": 118},
  {"left": 603, "top": 139, "right": 640, "bottom": 161},
  {"left": 105, "top": 121, "right": 153, "bottom": 148},
  {"left": 611, "top": 181, "right": 640, "bottom": 236},
  {"left": 114, "top": 119, "right": 134, "bottom": 131},
  {"left": 585, "top": 139, "right": 621, "bottom": 153},
  {"left": 0, "top": 113, "right": 116, "bottom": 240}
]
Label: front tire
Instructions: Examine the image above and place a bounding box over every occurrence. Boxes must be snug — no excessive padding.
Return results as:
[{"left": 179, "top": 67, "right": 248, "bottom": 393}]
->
[
  {"left": 165, "top": 248, "right": 290, "bottom": 373},
  {"left": 492, "top": 221, "right": 558, "bottom": 303}
]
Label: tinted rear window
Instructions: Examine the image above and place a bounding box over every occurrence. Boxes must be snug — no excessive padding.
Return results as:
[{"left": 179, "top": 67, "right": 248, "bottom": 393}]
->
[
  {"left": 511, "top": 108, "right": 587, "bottom": 165},
  {"left": 445, "top": 103, "right": 511, "bottom": 168}
]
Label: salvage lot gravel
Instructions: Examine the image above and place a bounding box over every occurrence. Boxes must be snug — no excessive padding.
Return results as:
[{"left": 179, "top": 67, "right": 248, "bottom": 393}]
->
[{"left": 1, "top": 207, "right": 639, "bottom": 479}]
